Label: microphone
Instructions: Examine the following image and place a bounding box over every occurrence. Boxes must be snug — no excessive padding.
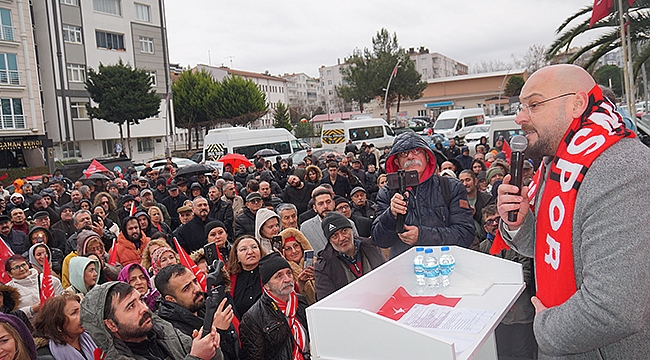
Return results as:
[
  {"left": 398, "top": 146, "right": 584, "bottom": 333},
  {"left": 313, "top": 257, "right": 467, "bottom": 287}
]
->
[{"left": 508, "top": 135, "right": 528, "bottom": 222}]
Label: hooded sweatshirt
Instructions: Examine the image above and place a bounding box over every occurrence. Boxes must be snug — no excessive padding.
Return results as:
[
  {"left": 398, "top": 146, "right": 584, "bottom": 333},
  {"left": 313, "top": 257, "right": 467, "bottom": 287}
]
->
[
  {"left": 254, "top": 208, "right": 280, "bottom": 254},
  {"left": 25, "top": 227, "right": 64, "bottom": 275},
  {"left": 61, "top": 229, "right": 102, "bottom": 288},
  {"left": 67, "top": 256, "right": 100, "bottom": 295},
  {"left": 27, "top": 243, "right": 52, "bottom": 273},
  {"left": 117, "top": 263, "right": 160, "bottom": 311},
  {"left": 115, "top": 216, "right": 150, "bottom": 266},
  {"left": 80, "top": 282, "right": 223, "bottom": 360}
]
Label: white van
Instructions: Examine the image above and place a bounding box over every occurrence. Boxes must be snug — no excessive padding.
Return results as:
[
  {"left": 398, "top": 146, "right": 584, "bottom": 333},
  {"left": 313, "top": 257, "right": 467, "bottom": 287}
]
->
[
  {"left": 321, "top": 118, "right": 395, "bottom": 153},
  {"left": 488, "top": 115, "right": 525, "bottom": 148},
  {"left": 433, "top": 108, "right": 486, "bottom": 140},
  {"left": 203, "top": 127, "right": 303, "bottom": 162}
]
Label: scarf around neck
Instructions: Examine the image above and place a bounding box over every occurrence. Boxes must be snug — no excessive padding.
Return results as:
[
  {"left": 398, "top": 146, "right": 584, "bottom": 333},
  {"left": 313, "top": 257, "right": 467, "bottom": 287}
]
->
[
  {"left": 264, "top": 288, "right": 307, "bottom": 360},
  {"left": 531, "top": 85, "right": 634, "bottom": 307}
]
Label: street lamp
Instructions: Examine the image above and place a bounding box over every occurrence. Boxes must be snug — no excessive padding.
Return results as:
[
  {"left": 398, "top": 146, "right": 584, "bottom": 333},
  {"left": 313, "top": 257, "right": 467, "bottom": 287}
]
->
[{"left": 384, "top": 59, "right": 401, "bottom": 126}]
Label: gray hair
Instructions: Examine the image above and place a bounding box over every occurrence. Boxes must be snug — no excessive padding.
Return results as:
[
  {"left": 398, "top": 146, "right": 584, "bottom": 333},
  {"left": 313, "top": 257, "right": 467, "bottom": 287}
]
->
[
  {"left": 79, "top": 185, "right": 90, "bottom": 195},
  {"left": 275, "top": 203, "right": 297, "bottom": 216},
  {"left": 73, "top": 209, "right": 91, "bottom": 226}
]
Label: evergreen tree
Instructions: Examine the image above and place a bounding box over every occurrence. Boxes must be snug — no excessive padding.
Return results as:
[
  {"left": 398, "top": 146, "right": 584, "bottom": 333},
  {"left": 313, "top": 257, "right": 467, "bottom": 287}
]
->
[
  {"left": 172, "top": 69, "right": 215, "bottom": 150},
  {"left": 213, "top": 75, "right": 267, "bottom": 126},
  {"left": 273, "top": 101, "right": 292, "bottom": 131},
  {"left": 503, "top": 76, "right": 525, "bottom": 97},
  {"left": 85, "top": 59, "right": 160, "bottom": 158}
]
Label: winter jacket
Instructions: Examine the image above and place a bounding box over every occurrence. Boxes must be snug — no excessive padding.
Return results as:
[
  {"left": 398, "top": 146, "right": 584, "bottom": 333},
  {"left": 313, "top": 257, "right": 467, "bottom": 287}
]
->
[
  {"left": 1, "top": 229, "right": 28, "bottom": 255},
  {"left": 161, "top": 193, "right": 190, "bottom": 230},
  {"left": 351, "top": 200, "right": 377, "bottom": 220},
  {"left": 52, "top": 219, "right": 75, "bottom": 240},
  {"left": 175, "top": 215, "right": 213, "bottom": 254},
  {"left": 314, "top": 237, "right": 385, "bottom": 301},
  {"left": 26, "top": 242, "right": 63, "bottom": 275},
  {"left": 320, "top": 174, "right": 351, "bottom": 199},
  {"left": 239, "top": 292, "right": 310, "bottom": 360},
  {"left": 234, "top": 208, "right": 256, "bottom": 239},
  {"left": 8, "top": 268, "right": 64, "bottom": 321},
  {"left": 67, "top": 256, "right": 100, "bottom": 295},
  {"left": 501, "top": 138, "right": 650, "bottom": 359},
  {"left": 254, "top": 208, "right": 279, "bottom": 254},
  {"left": 372, "top": 132, "right": 475, "bottom": 258},
  {"left": 208, "top": 199, "right": 234, "bottom": 241},
  {"left": 279, "top": 228, "right": 316, "bottom": 305},
  {"left": 80, "top": 282, "right": 224, "bottom": 360},
  {"left": 114, "top": 231, "right": 150, "bottom": 267},
  {"left": 0, "top": 284, "right": 32, "bottom": 329},
  {"left": 157, "top": 300, "right": 239, "bottom": 360},
  {"left": 282, "top": 182, "right": 315, "bottom": 216}
]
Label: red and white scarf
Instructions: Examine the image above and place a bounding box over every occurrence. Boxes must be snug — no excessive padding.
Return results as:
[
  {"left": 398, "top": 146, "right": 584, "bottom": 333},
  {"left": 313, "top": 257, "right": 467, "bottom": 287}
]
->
[
  {"left": 264, "top": 288, "right": 307, "bottom": 360},
  {"left": 529, "top": 85, "right": 634, "bottom": 307}
]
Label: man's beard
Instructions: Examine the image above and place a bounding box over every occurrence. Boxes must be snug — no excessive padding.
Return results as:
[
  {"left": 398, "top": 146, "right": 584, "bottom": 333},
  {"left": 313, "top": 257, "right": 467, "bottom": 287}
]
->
[
  {"left": 143, "top": 198, "right": 154, "bottom": 206},
  {"left": 403, "top": 159, "right": 423, "bottom": 169},
  {"left": 127, "top": 231, "right": 141, "bottom": 243},
  {"left": 115, "top": 311, "right": 152, "bottom": 339},
  {"left": 186, "top": 293, "right": 205, "bottom": 313},
  {"left": 522, "top": 124, "right": 557, "bottom": 160}
]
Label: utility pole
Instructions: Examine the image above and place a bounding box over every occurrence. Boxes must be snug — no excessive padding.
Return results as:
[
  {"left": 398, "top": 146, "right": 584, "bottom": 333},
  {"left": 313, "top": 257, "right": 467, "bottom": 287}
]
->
[{"left": 384, "top": 59, "right": 401, "bottom": 126}]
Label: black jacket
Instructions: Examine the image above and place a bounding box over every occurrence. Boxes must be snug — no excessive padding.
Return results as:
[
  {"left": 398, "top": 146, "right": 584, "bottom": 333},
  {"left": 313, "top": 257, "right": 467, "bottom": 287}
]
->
[
  {"left": 282, "top": 182, "right": 315, "bottom": 215},
  {"left": 234, "top": 208, "right": 256, "bottom": 239},
  {"left": 1, "top": 229, "right": 28, "bottom": 255},
  {"left": 239, "top": 292, "right": 310, "bottom": 360},
  {"left": 175, "top": 215, "right": 213, "bottom": 253},
  {"left": 157, "top": 300, "right": 239, "bottom": 360},
  {"left": 209, "top": 199, "right": 234, "bottom": 240},
  {"left": 320, "top": 174, "right": 351, "bottom": 199},
  {"left": 161, "top": 193, "right": 190, "bottom": 230},
  {"left": 314, "top": 237, "right": 385, "bottom": 301}
]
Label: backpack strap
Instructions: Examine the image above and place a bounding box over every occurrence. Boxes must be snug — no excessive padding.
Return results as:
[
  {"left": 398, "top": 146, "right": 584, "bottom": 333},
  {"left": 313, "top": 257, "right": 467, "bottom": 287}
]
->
[{"left": 438, "top": 175, "right": 451, "bottom": 209}]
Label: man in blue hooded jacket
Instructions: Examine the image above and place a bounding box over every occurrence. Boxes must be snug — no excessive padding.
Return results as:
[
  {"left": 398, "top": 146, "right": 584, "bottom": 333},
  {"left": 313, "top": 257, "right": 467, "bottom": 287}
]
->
[{"left": 371, "top": 132, "right": 475, "bottom": 258}]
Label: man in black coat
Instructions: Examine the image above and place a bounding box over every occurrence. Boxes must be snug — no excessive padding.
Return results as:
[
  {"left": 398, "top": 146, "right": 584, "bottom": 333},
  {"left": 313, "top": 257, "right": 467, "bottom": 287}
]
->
[
  {"left": 155, "top": 264, "right": 239, "bottom": 360},
  {"left": 320, "top": 161, "right": 351, "bottom": 199},
  {"left": 207, "top": 186, "right": 234, "bottom": 241},
  {"left": 175, "top": 197, "right": 214, "bottom": 253},
  {"left": 314, "top": 212, "right": 385, "bottom": 301},
  {"left": 161, "top": 183, "right": 190, "bottom": 231},
  {"left": 282, "top": 175, "right": 315, "bottom": 216},
  {"left": 234, "top": 192, "right": 263, "bottom": 238},
  {"left": 0, "top": 215, "right": 28, "bottom": 255},
  {"left": 239, "top": 253, "right": 310, "bottom": 360}
]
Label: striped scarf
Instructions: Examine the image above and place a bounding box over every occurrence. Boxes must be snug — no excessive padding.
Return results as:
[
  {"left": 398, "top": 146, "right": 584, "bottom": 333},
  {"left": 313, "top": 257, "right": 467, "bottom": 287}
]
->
[{"left": 264, "top": 288, "right": 307, "bottom": 360}]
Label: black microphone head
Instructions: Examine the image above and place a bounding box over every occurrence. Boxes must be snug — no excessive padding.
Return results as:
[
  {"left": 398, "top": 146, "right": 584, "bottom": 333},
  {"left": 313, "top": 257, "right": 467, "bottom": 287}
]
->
[{"left": 510, "top": 135, "right": 528, "bottom": 152}]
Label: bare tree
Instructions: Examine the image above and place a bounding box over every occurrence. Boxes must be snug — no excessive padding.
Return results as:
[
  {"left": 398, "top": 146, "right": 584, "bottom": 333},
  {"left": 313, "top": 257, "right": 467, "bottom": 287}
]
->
[{"left": 469, "top": 59, "right": 511, "bottom": 74}]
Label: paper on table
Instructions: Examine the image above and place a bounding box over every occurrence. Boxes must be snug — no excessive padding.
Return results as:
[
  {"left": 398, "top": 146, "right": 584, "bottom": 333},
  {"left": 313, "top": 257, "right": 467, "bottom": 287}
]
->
[{"left": 398, "top": 303, "right": 496, "bottom": 334}]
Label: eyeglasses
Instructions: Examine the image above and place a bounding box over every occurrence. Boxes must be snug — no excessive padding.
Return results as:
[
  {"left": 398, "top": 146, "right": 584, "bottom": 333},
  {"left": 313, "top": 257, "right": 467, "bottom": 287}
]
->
[
  {"left": 516, "top": 93, "right": 576, "bottom": 115},
  {"left": 485, "top": 218, "right": 499, "bottom": 225},
  {"left": 10, "top": 263, "right": 29, "bottom": 272},
  {"left": 336, "top": 204, "right": 350, "bottom": 211},
  {"left": 249, "top": 199, "right": 262, "bottom": 204},
  {"left": 397, "top": 148, "right": 424, "bottom": 159},
  {"left": 237, "top": 244, "right": 259, "bottom": 253},
  {"left": 101, "top": 201, "right": 109, "bottom": 205}
]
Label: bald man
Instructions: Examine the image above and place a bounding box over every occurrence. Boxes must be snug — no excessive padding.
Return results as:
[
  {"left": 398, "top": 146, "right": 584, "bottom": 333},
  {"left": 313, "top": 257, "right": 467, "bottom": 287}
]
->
[{"left": 496, "top": 64, "right": 650, "bottom": 359}]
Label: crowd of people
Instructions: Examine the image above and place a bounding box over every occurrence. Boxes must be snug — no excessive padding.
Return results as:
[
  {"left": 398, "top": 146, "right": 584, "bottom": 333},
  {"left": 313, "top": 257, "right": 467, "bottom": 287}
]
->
[{"left": 0, "top": 64, "right": 646, "bottom": 360}]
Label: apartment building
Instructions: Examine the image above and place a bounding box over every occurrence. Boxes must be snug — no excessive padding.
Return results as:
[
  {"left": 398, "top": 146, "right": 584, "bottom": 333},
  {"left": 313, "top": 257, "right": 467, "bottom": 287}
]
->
[
  {"left": 0, "top": 0, "right": 50, "bottom": 170},
  {"left": 318, "top": 60, "right": 358, "bottom": 114},
  {"left": 408, "top": 47, "right": 468, "bottom": 80},
  {"left": 32, "top": 0, "right": 173, "bottom": 162},
  {"left": 280, "top": 72, "right": 321, "bottom": 118},
  {"left": 195, "top": 64, "right": 289, "bottom": 129}
]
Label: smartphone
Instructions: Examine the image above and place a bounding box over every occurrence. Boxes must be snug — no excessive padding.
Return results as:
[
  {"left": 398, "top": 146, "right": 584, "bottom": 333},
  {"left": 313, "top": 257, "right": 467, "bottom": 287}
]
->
[
  {"left": 303, "top": 250, "right": 314, "bottom": 269},
  {"left": 272, "top": 236, "right": 283, "bottom": 252},
  {"left": 203, "top": 242, "right": 218, "bottom": 267},
  {"left": 386, "top": 170, "right": 419, "bottom": 191},
  {"left": 91, "top": 214, "right": 101, "bottom": 224}
]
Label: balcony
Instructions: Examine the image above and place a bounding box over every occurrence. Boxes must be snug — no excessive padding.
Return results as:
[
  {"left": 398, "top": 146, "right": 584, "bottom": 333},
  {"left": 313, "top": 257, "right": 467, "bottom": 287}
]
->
[
  {"left": 0, "top": 25, "right": 15, "bottom": 42},
  {"left": 0, "top": 69, "right": 20, "bottom": 86},
  {"left": 0, "top": 115, "right": 26, "bottom": 130}
]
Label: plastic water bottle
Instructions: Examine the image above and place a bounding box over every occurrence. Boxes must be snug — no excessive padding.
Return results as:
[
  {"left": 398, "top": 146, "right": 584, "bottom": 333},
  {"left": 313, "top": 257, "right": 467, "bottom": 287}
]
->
[
  {"left": 413, "top": 247, "right": 425, "bottom": 293},
  {"left": 440, "top": 246, "right": 456, "bottom": 272},
  {"left": 439, "top": 247, "right": 454, "bottom": 287},
  {"left": 423, "top": 249, "right": 440, "bottom": 289}
]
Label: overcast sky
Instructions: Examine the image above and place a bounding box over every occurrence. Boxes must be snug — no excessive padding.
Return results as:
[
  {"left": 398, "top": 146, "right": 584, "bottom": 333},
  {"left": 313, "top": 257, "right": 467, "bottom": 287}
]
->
[{"left": 164, "top": 0, "right": 601, "bottom": 78}]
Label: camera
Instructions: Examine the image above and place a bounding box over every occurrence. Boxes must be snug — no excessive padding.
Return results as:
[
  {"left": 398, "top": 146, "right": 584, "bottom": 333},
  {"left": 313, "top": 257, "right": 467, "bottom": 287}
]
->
[{"left": 201, "top": 243, "right": 226, "bottom": 336}]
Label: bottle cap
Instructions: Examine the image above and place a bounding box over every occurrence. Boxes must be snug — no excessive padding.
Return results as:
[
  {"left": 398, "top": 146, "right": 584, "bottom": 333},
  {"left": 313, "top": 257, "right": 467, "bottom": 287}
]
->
[
  {"left": 415, "top": 247, "right": 424, "bottom": 252},
  {"left": 425, "top": 248, "right": 433, "bottom": 253},
  {"left": 441, "top": 246, "right": 450, "bottom": 251}
]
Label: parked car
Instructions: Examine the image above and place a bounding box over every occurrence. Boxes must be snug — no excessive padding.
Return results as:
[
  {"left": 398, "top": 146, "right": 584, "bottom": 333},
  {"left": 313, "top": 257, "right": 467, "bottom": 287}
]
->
[
  {"left": 150, "top": 157, "right": 197, "bottom": 171},
  {"left": 464, "top": 125, "right": 491, "bottom": 154}
]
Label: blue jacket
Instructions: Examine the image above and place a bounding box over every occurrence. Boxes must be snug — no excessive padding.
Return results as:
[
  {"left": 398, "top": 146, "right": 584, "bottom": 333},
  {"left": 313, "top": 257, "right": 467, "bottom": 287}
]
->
[{"left": 371, "top": 132, "right": 475, "bottom": 258}]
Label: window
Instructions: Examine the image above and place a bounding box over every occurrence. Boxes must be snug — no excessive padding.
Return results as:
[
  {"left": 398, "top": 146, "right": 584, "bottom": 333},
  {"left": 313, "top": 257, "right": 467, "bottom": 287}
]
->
[
  {"left": 233, "top": 141, "right": 291, "bottom": 159},
  {"left": 0, "top": 9, "right": 13, "bottom": 41},
  {"left": 93, "top": 0, "right": 121, "bottom": 15},
  {"left": 0, "top": 53, "right": 19, "bottom": 85},
  {"left": 61, "top": 141, "right": 81, "bottom": 158},
  {"left": 327, "top": 80, "right": 332, "bottom": 86},
  {"left": 463, "top": 115, "right": 484, "bottom": 128},
  {"left": 328, "top": 90, "right": 333, "bottom": 95},
  {"left": 0, "top": 98, "right": 24, "bottom": 129},
  {"left": 146, "top": 70, "right": 157, "bottom": 86},
  {"left": 349, "top": 126, "right": 384, "bottom": 141},
  {"left": 421, "top": 57, "right": 427, "bottom": 63},
  {"left": 326, "top": 70, "right": 331, "bottom": 76},
  {"left": 422, "top": 68, "right": 427, "bottom": 75},
  {"left": 66, "top": 64, "right": 86, "bottom": 82},
  {"left": 102, "top": 139, "right": 116, "bottom": 155},
  {"left": 62, "top": 24, "right": 82, "bottom": 44},
  {"left": 60, "top": 0, "right": 79, "bottom": 5},
  {"left": 417, "top": 110, "right": 427, "bottom": 117},
  {"left": 139, "top": 36, "right": 153, "bottom": 53},
  {"left": 95, "top": 30, "right": 124, "bottom": 50},
  {"left": 137, "top": 137, "right": 152, "bottom": 153},
  {"left": 134, "top": 3, "right": 151, "bottom": 22},
  {"left": 71, "top": 102, "right": 88, "bottom": 119}
]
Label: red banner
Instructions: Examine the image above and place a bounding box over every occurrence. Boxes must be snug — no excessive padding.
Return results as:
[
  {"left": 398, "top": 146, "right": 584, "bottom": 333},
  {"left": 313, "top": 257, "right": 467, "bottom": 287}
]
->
[
  {"left": 174, "top": 237, "right": 206, "bottom": 292},
  {"left": 40, "top": 256, "right": 55, "bottom": 306}
]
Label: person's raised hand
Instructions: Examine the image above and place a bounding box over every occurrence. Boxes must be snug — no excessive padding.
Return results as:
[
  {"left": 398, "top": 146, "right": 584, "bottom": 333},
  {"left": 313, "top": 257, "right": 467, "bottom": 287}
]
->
[
  {"left": 496, "top": 174, "right": 530, "bottom": 231},
  {"left": 211, "top": 298, "right": 234, "bottom": 331},
  {"left": 390, "top": 192, "right": 407, "bottom": 218}
]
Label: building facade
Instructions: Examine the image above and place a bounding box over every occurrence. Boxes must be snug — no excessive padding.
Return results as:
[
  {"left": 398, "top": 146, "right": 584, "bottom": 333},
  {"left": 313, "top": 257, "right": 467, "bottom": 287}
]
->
[
  {"left": 0, "top": 0, "right": 51, "bottom": 169},
  {"left": 32, "top": 0, "right": 173, "bottom": 163},
  {"left": 195, "top": 64, "right": 289, "bottom": 129},
  {"left": 318, "top": 60, "right": 359, "bottom": 114},
  {"left": 408, "top": 47, "right": 468, "bottom": 81},
  {"left": 280, "top": 72, "right": 321, "bottom": 119}
]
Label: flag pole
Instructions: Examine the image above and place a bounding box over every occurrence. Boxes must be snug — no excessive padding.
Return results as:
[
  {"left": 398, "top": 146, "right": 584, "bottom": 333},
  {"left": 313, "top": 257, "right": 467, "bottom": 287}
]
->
[{"left": 619, "top": 0, "right": 634, "bottom": 112}]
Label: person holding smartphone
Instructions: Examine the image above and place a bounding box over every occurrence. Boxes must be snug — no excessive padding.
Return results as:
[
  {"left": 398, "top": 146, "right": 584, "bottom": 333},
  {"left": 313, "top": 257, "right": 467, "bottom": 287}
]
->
[{"left": 279, "top": 228, "right": 316, "bottom": 305}]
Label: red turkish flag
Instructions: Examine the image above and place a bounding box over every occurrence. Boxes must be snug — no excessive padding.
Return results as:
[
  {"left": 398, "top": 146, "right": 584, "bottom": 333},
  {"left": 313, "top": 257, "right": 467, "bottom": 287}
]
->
[
  {"left": 174, "top": 237, "right": 206, "bottom": 292},
  {"left": 83, "top": 159, "right": 109, "bottom": 178},
  {"left": 130, "top": 202, "right": 137, "bottom": 217},
  {"left": 40, "top": 256, "right": 55, "bottom": 306},
  {"left": 108, "top": 238, "right": 118, "bottom": 266},
  {"left": 377, "top": 286, "right": 461, "bottom": 321},
  {"left": 502, "top": 138, "right": 512, "bottom": 165},
  {"left": 590, "top": 0, "right": 613, "bottom": 28},
  {"left": 0, "top": 238, "right": 14, "bottom": 283}
]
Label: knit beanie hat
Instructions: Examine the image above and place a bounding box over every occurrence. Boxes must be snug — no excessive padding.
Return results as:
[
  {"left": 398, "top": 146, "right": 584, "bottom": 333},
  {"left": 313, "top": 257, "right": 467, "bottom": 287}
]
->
[
  {"left": 259, "top": 252, "right": 291, "bottom": 284},
  {"left": 204, "top": 220, "right": 226, "bottom": 239},
  {"left": 0, "top": 313, "right": 36, "bottom": 359},
  {"left": 321, "top": 212, "right": 352, "bottom": 241},
  {"left": 486, "top": 167, "right": 505, "bottom": 184}
]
